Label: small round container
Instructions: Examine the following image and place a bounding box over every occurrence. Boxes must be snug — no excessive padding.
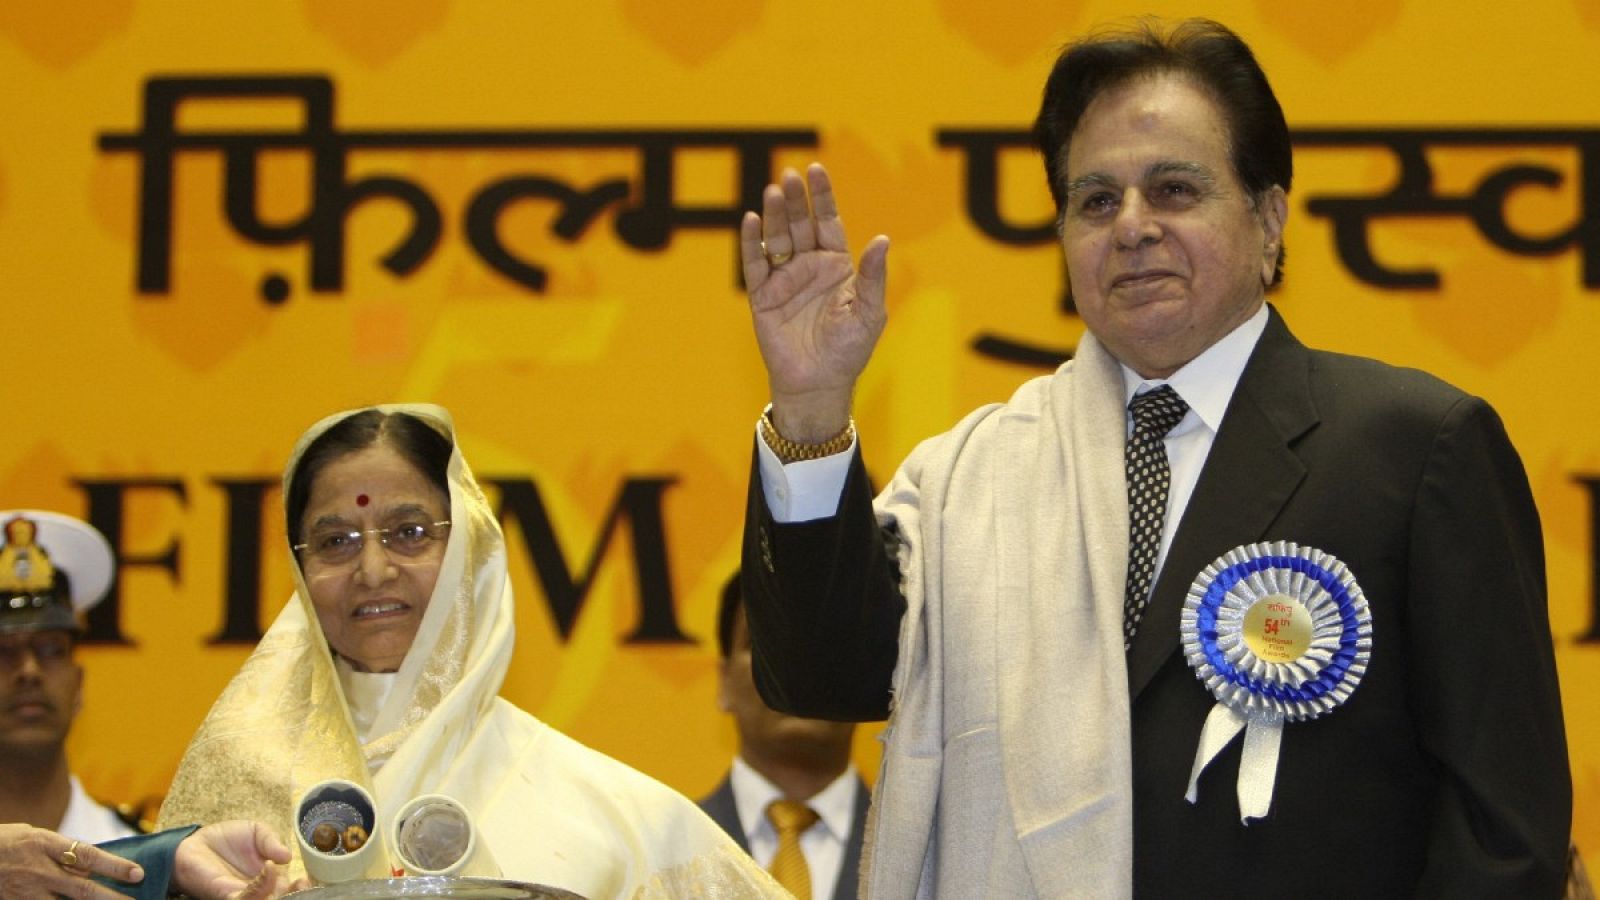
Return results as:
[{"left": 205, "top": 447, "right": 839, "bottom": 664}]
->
[
  {"left": 295, "top": 779, "right": 382, "bottom": 884},
  {"left": 390, "top": 794, "right": 479, "bottom": 877}
]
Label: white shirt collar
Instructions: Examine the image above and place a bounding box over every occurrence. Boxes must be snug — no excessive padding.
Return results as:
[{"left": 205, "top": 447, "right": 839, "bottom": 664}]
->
[
  {"left": 729, "top": 754, "right": 859, "bottom": 844},
  {"left": 1120, "top": 303, "right": 1269, "bottom": 435}
]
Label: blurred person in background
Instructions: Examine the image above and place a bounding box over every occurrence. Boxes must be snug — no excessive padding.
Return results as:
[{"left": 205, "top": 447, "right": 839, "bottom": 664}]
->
[
  {"left": 700, "top": 570, "right": 867, "bottom": 899},
  {"left": 0, "top": 510, "right": 140, "bottom": 844}
]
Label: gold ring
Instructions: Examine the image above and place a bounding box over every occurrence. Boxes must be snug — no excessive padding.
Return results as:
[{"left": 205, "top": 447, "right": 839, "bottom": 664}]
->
[
  {"left": 60, "top": 840, "right": 81, "bottom": 869},
  {"left": 760, "top": 240, "right": 793, "bottom": 267}
]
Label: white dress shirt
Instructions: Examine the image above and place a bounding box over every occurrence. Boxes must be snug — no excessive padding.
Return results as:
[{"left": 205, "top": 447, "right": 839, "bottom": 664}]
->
[
  {"left": 757, "top": 304, "right": 1270, "bottom": 596},
  {"left": 729, "top": 756, "right": 860, "bottom": 900},
  {"left": 1118, "top": 303, "right": 1267, "bottom": 592},
  {"left": 56, "top": 775, "right": 137, "bottom": 843}
]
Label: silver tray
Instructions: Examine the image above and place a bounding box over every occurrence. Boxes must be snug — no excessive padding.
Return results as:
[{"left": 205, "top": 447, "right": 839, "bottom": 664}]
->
[{"left": 286, "top": 876, "right": 586, "bottom": 899}]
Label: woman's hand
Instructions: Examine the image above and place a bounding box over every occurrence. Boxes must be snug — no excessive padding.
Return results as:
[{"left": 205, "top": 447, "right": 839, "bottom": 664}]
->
[
  {"left": 174, "top": 820, "right": 304, "bottom": 900},
  {"left": 742, "top": 163, "right": 890, "bottom": 442}
]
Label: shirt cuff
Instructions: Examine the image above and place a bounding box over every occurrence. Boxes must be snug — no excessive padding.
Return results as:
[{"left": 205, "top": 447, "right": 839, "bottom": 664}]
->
[{"left": 755, "top": 416, "right": 855, "bottom": 522}]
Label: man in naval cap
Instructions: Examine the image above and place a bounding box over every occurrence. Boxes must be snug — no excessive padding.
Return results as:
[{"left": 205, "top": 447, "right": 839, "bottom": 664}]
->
[{"left": 0, "top": 509, "right": 139, "bottom": 843}]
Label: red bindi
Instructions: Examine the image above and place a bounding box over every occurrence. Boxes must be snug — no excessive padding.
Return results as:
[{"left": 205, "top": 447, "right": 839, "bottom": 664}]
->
[{"left": 356, "top": 494, "right": 369, "bottom": 507}]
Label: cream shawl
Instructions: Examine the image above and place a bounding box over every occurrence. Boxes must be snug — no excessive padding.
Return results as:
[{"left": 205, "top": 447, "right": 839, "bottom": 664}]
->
[
  {"left": 160, "top": 404, "right": 783, "bottom": 898},
  {"left": 861, "top": 331, "right": 1134, "bottom": 898}
]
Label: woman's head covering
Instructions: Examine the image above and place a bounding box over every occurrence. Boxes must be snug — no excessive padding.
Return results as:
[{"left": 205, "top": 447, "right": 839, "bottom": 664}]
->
[{"left": 160, "top": 404, "right": 514, "bottom": 879}]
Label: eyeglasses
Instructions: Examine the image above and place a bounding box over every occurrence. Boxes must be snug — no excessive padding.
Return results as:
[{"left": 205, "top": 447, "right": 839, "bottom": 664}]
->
[
  {"left": 0, "top": 631, "right": 74, "bottom": 671},
  {"left": 293, "top": 520, "right": 452, "bottom": 567}
]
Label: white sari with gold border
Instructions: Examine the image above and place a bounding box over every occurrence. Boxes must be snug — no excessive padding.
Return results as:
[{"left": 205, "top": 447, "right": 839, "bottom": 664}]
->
[{"left": 160, "top": 404, "right": 782, "bottom": 898}]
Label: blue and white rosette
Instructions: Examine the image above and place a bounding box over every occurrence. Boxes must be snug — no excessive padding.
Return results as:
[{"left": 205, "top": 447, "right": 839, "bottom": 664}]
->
[{"left": 1180, "top": 541, "right": 1372, "bottom": 823}]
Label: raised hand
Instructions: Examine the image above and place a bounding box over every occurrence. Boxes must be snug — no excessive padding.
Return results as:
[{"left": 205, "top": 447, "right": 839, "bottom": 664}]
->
[{"left": 741, "top": 163, "right": 890, "bottom": 442}]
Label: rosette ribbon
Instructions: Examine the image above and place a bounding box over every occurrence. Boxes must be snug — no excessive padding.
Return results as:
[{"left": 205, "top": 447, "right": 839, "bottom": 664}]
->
[{"left": 1180, "top": 541, "right": 1372, "bottom": 823}]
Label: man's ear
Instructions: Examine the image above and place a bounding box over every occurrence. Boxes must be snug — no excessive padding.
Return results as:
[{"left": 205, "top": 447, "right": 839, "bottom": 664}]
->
[{"left": 1259, "top": 184, "right": 1288, "bottom": 286}]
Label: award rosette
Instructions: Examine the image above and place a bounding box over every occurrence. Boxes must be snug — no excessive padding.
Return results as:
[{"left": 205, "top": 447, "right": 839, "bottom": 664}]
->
[{"left": 1180, "top": 541, "right": 1372, "bottom": 823}]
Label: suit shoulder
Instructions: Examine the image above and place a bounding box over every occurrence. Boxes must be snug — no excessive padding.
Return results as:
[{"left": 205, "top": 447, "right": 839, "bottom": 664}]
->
[
  {"left": 1304, "top": 347, "right": 1478, "bottom": 416},
  {"left": 1283, "top": 347, "right": 1523, "bottom": 467},
  {"left": 697, "top": 774, "right": 735, "bottom": 811}
]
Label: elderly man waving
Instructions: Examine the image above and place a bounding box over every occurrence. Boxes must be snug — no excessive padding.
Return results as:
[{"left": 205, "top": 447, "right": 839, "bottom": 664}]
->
[{"left": 738, "top": 17, "right": 1569, "bottom": 899}]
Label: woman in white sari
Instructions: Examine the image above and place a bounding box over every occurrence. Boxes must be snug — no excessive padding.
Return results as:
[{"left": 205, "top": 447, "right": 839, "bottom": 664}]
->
[{"left": 160, "top": 405, "right": 783, "bottom": 898}]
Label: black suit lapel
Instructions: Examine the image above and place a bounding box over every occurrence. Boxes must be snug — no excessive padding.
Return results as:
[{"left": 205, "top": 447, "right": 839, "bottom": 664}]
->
[
  {"left": 834, "top": 775, "right": 870, "bottom": 899},
  {"left": 1127, "top": 308, "right": 1320, "bottom": 699}
]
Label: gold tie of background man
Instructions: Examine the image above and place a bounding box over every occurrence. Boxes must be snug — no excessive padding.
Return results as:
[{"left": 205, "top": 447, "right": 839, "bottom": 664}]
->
[{"left": 766, "top": 798, "right": 819, "bottom": 897}]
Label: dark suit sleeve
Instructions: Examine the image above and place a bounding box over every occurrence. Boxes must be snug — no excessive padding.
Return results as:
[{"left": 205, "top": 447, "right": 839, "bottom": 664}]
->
[
  {"left": 94, "top": 825, "right": 200, "bottom": 899},
  {"left": 1406, "top": 396, "right": 1570, "bottom": 897},
  {"left": 741, "top": 443, "right": 906, "bottom": 721}
]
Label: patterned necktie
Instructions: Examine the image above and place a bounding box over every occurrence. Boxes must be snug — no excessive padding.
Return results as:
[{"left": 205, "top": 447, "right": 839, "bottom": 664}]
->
[
  {"left": 765, "top": 799, "right": 819, "bottom": 898},
  {"left": 1123, "top": 384, "right": 1189, "bottom": 650}
]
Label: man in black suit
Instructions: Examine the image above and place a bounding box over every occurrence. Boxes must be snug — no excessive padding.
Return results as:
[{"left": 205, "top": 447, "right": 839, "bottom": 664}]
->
[
  {"left": 699, "top": 571, "right": 868, "bottom": 900},
  {"left": 735, "top": 16, "right": 1569, "bottom": 899}
]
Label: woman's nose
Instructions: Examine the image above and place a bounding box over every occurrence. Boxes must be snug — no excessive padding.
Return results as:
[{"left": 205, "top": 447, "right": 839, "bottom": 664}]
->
[{"left": 353, "top": 537, "right": 396, "bottom": 587}]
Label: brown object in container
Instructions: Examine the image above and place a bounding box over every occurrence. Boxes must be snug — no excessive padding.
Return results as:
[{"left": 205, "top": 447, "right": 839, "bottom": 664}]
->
[{"left": 311, "top": 823, "right": 341, "bottom": 853}]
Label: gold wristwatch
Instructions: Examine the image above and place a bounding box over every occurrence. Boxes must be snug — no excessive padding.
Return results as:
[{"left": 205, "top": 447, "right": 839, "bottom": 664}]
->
[{"left": 760, "top": 410, "right": 856, "bottom": 463}]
